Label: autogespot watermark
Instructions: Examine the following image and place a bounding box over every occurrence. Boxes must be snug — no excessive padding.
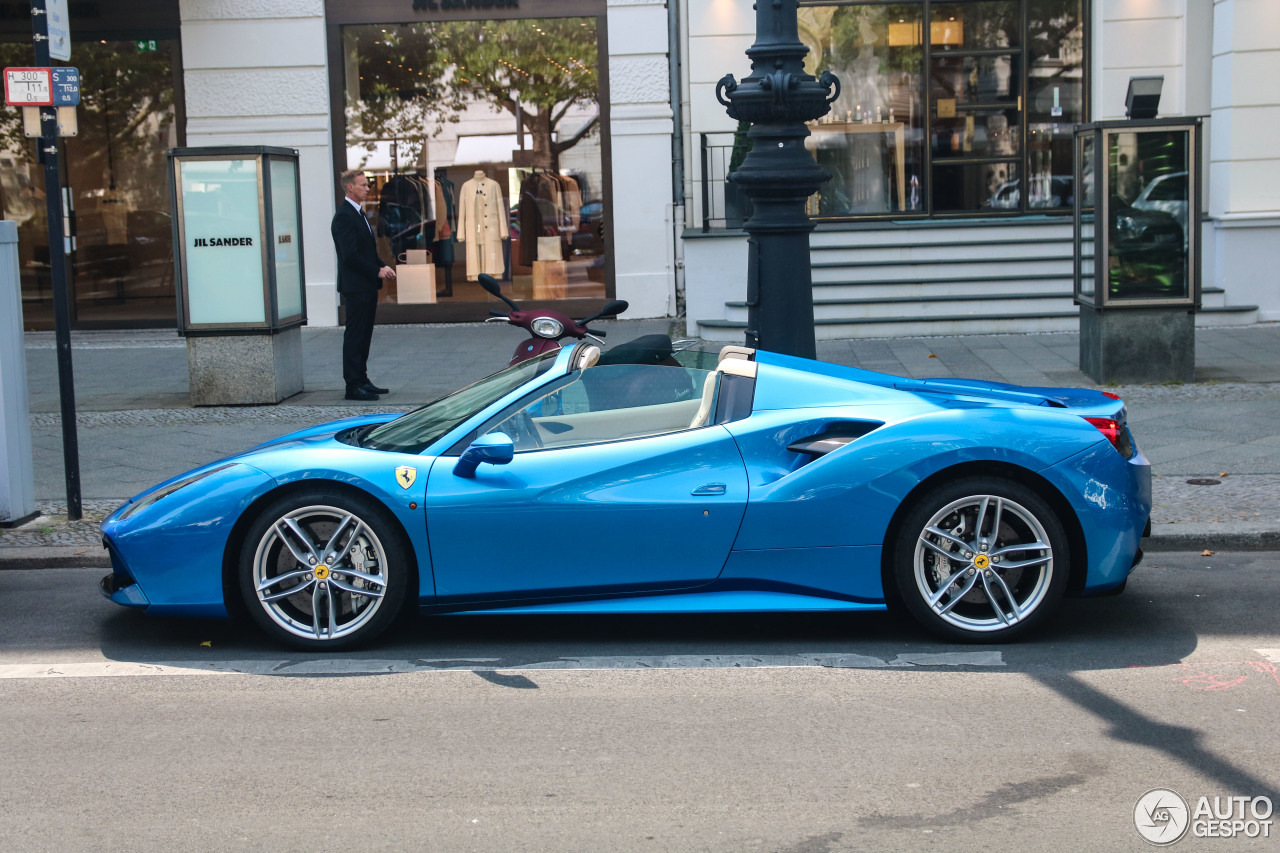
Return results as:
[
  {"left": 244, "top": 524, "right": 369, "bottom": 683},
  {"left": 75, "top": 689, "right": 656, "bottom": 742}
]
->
[{"left": 1134, "top": 788, "right": 1274, "bottom": 845}]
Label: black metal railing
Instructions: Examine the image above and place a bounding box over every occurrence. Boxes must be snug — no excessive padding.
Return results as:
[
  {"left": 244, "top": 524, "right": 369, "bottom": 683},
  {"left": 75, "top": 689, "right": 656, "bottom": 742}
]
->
[{"left": 698, "top": 133, "right": 752, "bottom": 232}]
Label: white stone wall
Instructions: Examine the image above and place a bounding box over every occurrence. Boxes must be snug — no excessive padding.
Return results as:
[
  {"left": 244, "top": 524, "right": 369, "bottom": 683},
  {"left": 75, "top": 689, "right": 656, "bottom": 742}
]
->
[
  {"left": 1209, "top": 0, "right": 1280, "bottom": 217},
  {"left": 1095, "top": 0, "right": 1190, "bottom": 119},
  {"left": 607, "top": 0, "right": 678, "bottom": 318},
  {"left": 686, "top": 0, "right": 754, "bottom": 223},
  {"left": 179, "top": 0, "right": 338, "bottom": 326},
  {"left": 1207, "top": 0, "right": 1280, "bottom": 320},
  {"left": 680, "top": 0, "right": 755, "bottom": 333}
]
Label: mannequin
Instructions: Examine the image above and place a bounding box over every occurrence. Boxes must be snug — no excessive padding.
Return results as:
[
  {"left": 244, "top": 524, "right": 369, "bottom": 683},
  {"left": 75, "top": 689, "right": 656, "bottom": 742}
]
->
[{"left": 456, "top": 169, "right": 508, "bottom": 280}]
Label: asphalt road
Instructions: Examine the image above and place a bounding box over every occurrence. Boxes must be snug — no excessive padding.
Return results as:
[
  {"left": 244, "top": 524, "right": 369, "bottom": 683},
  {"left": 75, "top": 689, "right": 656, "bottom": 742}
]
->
[{"left": 2, "top": 552, "right": 1278, "bottom": 852}]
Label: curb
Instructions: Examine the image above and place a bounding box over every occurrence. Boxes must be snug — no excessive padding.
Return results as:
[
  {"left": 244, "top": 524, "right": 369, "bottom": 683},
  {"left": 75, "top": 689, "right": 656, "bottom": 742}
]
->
[
  {"left": 0, "top": 546, "right": 111, "bottom": 570},
  {"left": 3, "top": 528, "right": 1278, "bottom": 571},
  {"left": 1140, "top": 523, "right": 1280, "bottom": 553}
]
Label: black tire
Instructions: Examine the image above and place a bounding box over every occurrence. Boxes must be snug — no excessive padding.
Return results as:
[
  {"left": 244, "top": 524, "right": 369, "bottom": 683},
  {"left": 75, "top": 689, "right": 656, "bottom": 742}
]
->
[
  {"left": 891, "top": 477, "right": 1069, "bottom": 642},
  {"left": 238, "top": 489, "right": 413, "bottom": 650}
]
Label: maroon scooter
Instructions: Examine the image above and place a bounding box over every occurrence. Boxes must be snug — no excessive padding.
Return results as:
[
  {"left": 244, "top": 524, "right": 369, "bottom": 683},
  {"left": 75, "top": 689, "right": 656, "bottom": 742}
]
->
[{"left": 479, "top": 273, "right": 629, "bottom": 366}]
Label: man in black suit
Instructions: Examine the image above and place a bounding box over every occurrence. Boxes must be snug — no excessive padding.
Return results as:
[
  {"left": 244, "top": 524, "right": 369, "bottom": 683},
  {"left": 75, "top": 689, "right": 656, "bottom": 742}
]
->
[{"left": 332, "top": 170, "right": 396, "bottom": 401}]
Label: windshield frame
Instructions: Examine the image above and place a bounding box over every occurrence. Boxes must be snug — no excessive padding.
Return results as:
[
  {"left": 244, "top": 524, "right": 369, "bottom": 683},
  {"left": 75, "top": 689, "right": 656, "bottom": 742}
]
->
[{"left": 359, "top": 349, "right": 564, "bottom": 454}]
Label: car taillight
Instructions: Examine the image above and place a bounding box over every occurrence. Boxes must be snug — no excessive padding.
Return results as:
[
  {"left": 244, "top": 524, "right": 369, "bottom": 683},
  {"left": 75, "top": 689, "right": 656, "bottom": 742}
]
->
[
  {"left": 1101, "top": 391, "right": 1122, "bottom": 400},
  {"left": 1084, "top": 416, "right": 1134, "bottom": 458}
]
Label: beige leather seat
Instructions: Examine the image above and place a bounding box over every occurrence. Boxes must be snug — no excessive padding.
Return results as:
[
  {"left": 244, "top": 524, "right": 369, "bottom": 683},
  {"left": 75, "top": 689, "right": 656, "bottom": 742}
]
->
[
  {"left": 688, "top": 372, "right": 719, "bottom": 428},
  {"left": 689, "top": 356, "right": 757, "bottom": 428}
]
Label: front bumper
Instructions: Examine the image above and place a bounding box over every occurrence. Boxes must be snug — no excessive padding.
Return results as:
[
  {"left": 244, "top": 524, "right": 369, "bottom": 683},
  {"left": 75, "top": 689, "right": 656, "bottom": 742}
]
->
[
  {"left": 99, "top": 463, "right": 277, "bottom": 617},
  {"left": 100, "top": 536, "right": 149, "bottom": 607}
]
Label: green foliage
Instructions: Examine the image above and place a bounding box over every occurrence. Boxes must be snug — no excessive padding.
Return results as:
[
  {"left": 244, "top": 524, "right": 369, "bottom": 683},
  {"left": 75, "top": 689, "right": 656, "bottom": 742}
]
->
[
  {"left": 728, "top": 120, "right": 753, "bottom": 175},
  {"left": 1027, "top": 0, "right": 1084, "bottom": 65},
  {"left": 0, "top": 40, "right": 175, "bottom": 204},
  {"left": 433, "top": 19, "right": 598, "bottom": 115},
  {"left": 816, "top": 4, "right": 924, "bottom": 78},
  {"left": 347, "top": 18, "right": 599, "bottom": 169}
]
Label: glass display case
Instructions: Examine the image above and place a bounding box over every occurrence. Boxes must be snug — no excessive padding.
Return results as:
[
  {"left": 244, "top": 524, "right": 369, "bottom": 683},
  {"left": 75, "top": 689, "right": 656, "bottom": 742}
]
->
[
  {"left": 1073, "top": 119, "right": 1201, "bottom": 309},
  {"left": 167, "top": 146, "right": 306, "bottom": 334}
]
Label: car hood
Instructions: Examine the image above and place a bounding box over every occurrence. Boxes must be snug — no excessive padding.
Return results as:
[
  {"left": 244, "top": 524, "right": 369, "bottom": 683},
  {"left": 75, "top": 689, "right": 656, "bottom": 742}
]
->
[
  {"left": 110, "top": 413, "right": 402, "bottom": 510},
  {"left": 240, "top": 413, "right": 401, "bottom": 454}
]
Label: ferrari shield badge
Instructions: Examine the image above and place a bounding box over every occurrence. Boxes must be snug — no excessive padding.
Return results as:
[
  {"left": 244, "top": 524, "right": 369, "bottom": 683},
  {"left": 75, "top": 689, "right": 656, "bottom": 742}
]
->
[{"left": 395, "top": 466, "right": 417, "bottom": 489}]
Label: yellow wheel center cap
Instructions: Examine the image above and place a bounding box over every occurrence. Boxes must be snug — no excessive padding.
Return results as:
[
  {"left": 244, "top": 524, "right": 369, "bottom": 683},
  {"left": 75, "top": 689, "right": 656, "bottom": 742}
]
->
[
  {"left": 314, "top": 565, "right": 330, "bottom": 579},
  {"left": 973, "top": 554, "right": 990, "bottom": 570}
]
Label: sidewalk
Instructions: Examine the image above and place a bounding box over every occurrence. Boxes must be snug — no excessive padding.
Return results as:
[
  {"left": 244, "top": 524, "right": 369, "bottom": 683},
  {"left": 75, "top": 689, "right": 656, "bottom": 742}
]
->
[{"left": 4, "top": 321, "right": 1280, "bottom": 567}]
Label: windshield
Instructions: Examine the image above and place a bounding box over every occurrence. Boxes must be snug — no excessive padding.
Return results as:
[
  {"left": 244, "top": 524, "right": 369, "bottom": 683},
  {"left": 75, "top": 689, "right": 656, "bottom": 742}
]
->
[{"left": 361, "top": 351, "right": 559, "bottom": 453}]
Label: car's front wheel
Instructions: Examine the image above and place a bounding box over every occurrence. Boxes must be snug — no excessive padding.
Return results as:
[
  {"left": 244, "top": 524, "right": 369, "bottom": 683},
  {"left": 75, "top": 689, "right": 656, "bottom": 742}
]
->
[
  {"left": 239, "top": 490, "right": 412, "bottom": 650},
  {"left": 892, "top": 477, "right": 1069, "bottom": 642}
]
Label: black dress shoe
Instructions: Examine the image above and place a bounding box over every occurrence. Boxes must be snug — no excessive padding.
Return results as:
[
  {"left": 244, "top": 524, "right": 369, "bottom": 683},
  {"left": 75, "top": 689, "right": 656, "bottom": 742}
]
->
[
  {"left": 360, "top": 381, "right": 389, "bottom": 394},
  {"left": 345, "top": 386, "right": 379, "bottom": 401}
]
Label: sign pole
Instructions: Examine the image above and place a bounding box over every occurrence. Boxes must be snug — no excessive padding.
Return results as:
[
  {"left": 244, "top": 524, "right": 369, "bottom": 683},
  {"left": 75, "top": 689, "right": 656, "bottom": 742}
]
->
[{"left": 30, "top": 0, "right": 80, "bottom": 520}]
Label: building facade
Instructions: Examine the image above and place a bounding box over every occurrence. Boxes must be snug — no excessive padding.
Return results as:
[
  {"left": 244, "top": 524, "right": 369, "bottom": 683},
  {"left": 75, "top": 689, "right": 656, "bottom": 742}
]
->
[
  {"left": 3, "top": 1, "right": 1276, "bottom": 338},
  {"left": 683, "top": 0, "right": 1277, "bottom": 339}
]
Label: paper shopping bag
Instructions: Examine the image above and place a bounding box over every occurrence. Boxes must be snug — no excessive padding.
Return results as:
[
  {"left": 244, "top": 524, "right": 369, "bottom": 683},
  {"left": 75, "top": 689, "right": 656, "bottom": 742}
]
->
[{"left": 396, "top": 263, "right": 437, "bottom": 303}]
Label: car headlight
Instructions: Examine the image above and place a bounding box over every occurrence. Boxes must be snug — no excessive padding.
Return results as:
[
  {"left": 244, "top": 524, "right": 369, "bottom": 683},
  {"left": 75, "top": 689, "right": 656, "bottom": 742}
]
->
[
  {"left": 117, "top": 463, "right": 239, "bottom": 520},
  {"left": 531, "top": 316, "right": 564, "bottom": 338}
]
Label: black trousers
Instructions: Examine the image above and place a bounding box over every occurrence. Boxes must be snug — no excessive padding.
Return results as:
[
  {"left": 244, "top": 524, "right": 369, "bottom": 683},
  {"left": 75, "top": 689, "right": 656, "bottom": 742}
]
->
[{"left": 341, "top": 290, "right": 378, "bottom": 388}]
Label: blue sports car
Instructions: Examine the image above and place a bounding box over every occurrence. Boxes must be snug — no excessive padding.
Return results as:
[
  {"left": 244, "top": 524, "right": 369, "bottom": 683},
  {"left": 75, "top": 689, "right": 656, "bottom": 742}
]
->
[{"left": 100, "top": 342, "right": 1151, "bottom": 649}]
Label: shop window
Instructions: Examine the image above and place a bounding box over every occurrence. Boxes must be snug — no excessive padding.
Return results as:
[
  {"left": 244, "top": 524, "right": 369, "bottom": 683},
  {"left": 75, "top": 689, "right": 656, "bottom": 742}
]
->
[
  {"left": 799, "top": 4, "right": 927, "bottom": 214},
  {"left": 341, "top": 17, "right": 604, "bottom": 309},
  {"left": 796, "top": 0, "right": 1084, "bottom": 217},
  {"left": 0, "top": 39, "right": 179, "bottom": 329}
]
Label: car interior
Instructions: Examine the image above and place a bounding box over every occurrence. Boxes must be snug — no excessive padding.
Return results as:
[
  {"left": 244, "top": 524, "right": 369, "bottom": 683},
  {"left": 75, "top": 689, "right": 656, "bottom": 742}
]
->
[{"left": 489, "top": 345, "right": 758, "bottom": 451}]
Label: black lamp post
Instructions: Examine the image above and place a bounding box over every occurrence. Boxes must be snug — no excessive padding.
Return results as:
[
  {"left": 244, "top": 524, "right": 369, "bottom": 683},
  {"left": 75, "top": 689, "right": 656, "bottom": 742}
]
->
[{"left": 716, "top": 0, "right": 839, "bottom": 359}]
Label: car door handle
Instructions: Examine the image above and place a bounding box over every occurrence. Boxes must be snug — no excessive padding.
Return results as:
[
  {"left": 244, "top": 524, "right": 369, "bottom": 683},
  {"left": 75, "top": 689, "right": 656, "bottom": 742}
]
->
[{"left": 691, "top": 483, "right": 727, "bottom": 496}]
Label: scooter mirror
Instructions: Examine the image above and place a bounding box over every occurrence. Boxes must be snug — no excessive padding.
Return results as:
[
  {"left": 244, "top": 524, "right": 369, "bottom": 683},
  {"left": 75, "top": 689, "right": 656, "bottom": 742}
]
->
[
  {"left": 579, "top": 299, "right": 629, "bottom": 327},
  {"left": 478, "top": 273, "right": 520, "bottom": 312}
]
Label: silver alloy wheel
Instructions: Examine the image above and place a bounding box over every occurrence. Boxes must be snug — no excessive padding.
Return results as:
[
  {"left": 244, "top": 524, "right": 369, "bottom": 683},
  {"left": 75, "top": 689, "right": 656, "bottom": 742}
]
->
[
  {"left": 912, "top": 493, "right": 1055, "bottom": 633},
  {"left": 251, "top": 503, "right": 389, "bottom": 642}
]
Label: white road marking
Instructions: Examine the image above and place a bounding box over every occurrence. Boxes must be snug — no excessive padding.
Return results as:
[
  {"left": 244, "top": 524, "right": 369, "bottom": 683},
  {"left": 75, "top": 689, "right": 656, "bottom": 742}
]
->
[
  {"left": 0, "top": 651, "right": 1004, "bottom": 680},
  {"left": 1256, "top": 649, "right": 1280, "bottom": 662}
]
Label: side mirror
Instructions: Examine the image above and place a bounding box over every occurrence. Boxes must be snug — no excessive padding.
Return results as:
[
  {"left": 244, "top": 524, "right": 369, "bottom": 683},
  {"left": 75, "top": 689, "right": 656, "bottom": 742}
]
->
[{"left": 453, "top": 432, "right": 515, "bottom": 478}]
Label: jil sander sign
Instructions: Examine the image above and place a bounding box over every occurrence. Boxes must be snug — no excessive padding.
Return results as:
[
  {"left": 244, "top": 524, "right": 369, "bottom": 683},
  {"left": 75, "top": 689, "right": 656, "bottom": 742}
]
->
[
  {"left": 193, "top": 236, "right": 254, "bottom": 247},
  {"left": 412, "top": 0, "right": 519, "bottom": 11}
]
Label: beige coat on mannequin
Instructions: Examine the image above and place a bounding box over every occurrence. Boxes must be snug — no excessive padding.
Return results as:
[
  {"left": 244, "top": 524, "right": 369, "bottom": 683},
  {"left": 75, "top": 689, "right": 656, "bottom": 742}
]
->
[{"left": 456, "top": 170, "right": 508, "bottom": 279}]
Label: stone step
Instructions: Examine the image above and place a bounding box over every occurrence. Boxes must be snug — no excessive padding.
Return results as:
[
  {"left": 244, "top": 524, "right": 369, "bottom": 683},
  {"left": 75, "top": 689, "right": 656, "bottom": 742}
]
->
[
  {"left": 814, "top": 253, "right": 1075, "bottom": 280},
  {"left": 810, "top": 275, "right": 1072, "bottom": 300},
  {"left": 809, "top": 218, "right": 1075, "bottom": 250},
  {"left": 698, "top": 302, "right": 1259, "bottom": 341}
]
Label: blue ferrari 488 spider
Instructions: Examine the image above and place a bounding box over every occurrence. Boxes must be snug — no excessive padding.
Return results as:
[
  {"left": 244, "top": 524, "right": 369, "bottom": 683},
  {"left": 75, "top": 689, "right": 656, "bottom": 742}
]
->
[{"left": 101, "top": 342, "right": 1150, "bottom": 649}]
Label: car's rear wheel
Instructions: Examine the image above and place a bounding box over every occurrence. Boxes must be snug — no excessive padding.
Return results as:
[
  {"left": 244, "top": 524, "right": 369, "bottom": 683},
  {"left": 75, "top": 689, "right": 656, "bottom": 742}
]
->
[
  {"left": 892, "top": 477, "right": 1069, "bottom": 642},
  {"left": 239, "top": 490, "right": 411, "bottom": 650}
]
